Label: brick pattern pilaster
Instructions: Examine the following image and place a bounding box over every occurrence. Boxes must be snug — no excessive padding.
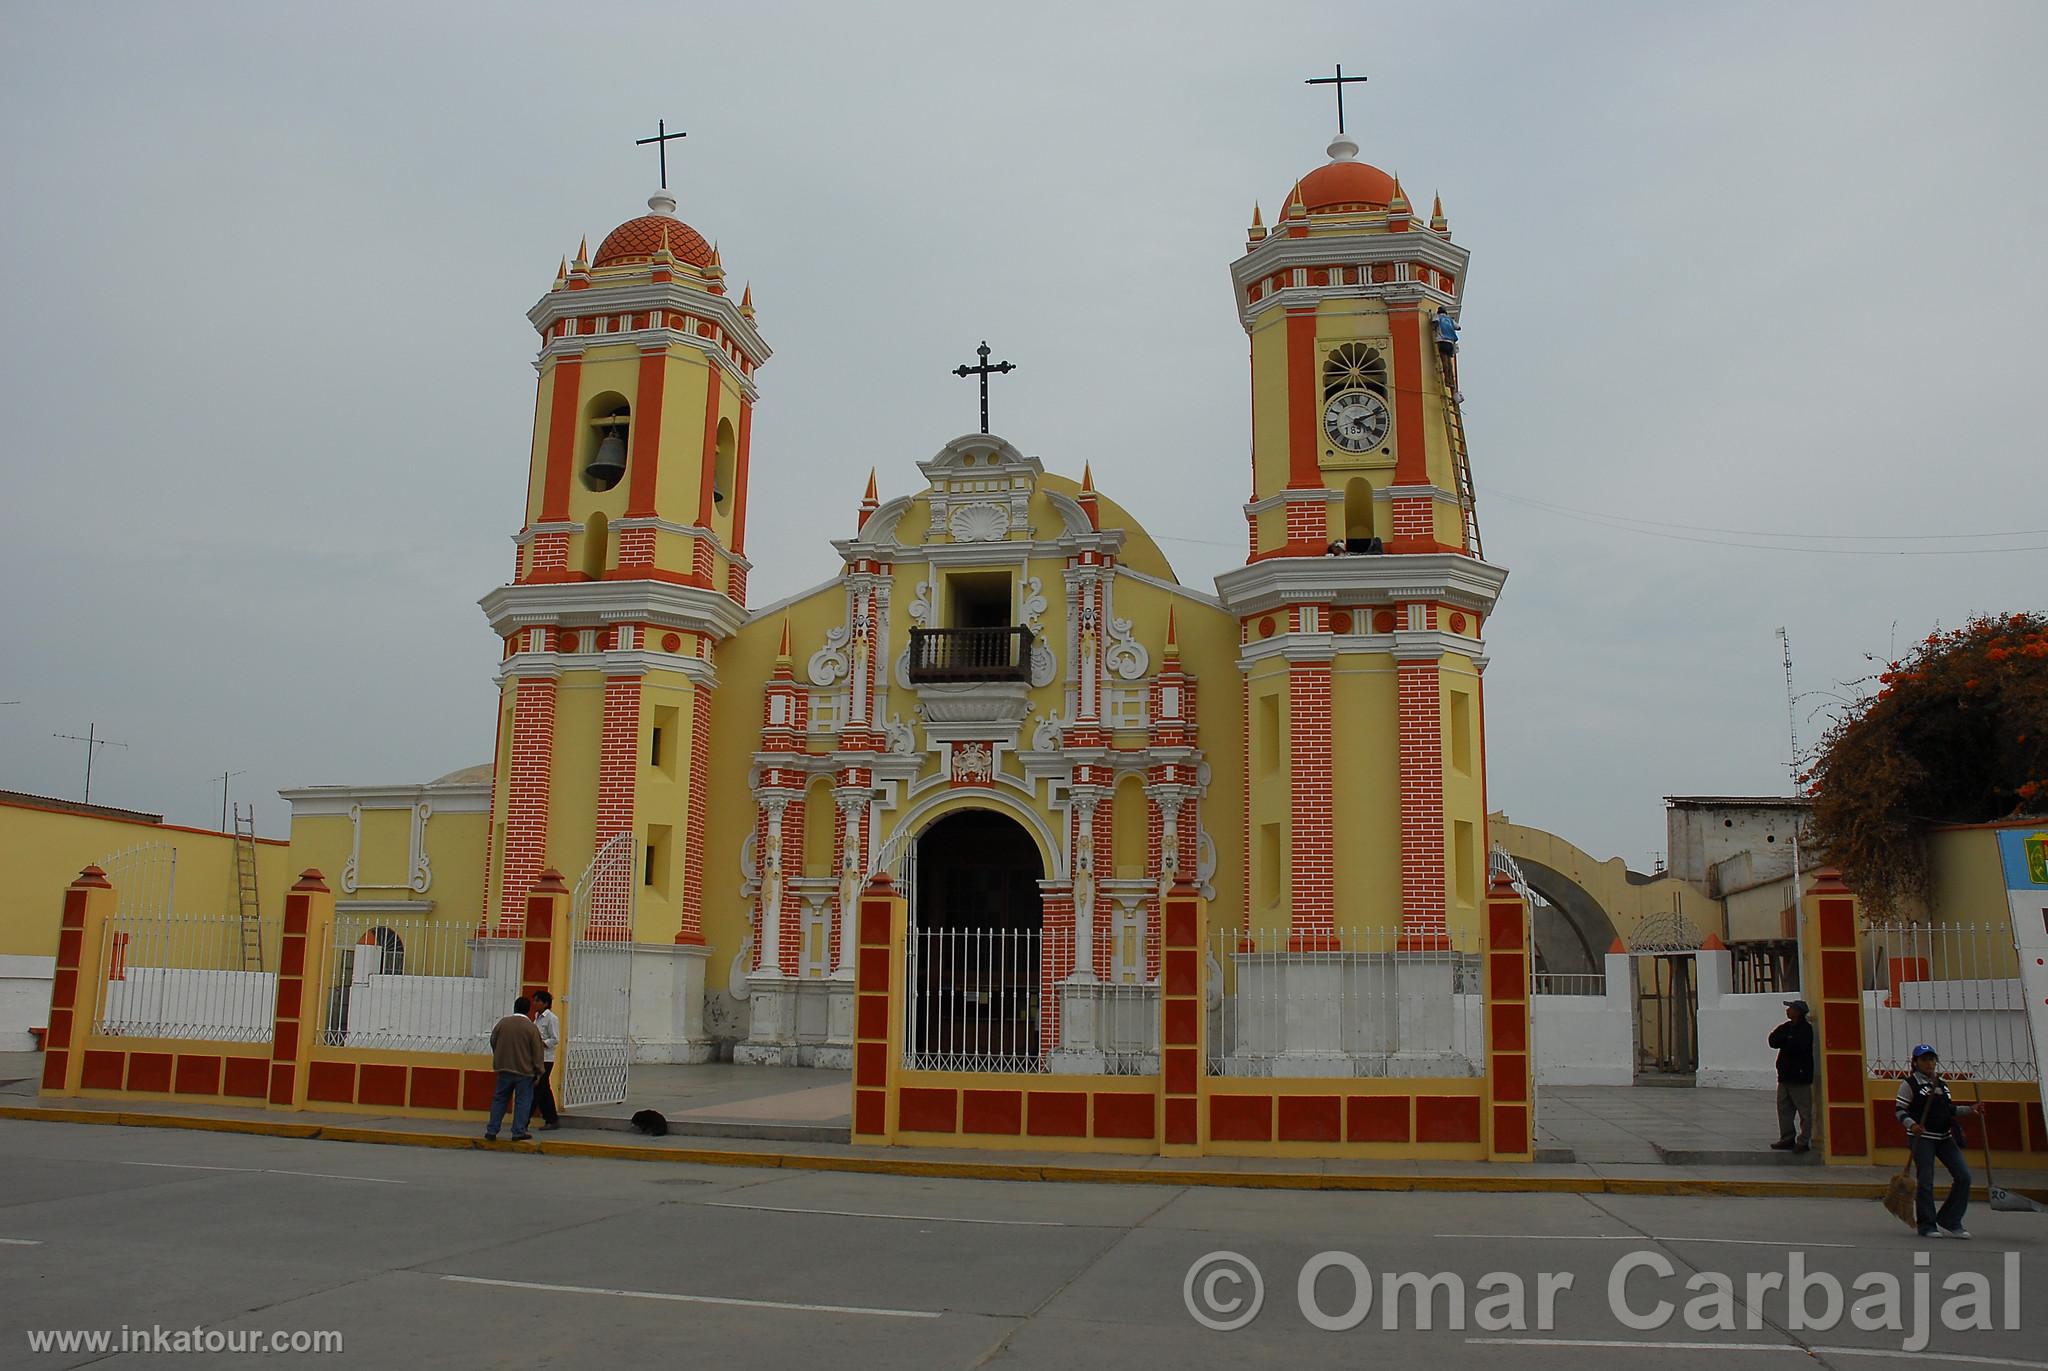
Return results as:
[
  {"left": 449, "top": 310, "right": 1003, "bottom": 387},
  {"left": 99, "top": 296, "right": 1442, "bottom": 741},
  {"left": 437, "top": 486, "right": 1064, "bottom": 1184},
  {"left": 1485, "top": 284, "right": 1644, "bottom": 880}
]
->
[
  {"left": 1287, "top": 660, "right": 1336, "bottom": 951},
  {"left": 1484, "top": 871, "right": 1533, "bottom": 1159},
  {"left": 1397, "top": 660, "right": 1449, "bottom": 948},
  {"left": 616, "top": 526, "right": 656, "bottom": 572},
  {"left": 676, "top": 687, "right": 711, "bottom": 945},
  {"left": 1390, "top": 497, "right": 1435, "bottom": 544},
  {"left": 519, "top": 870, "right": 571, "bottom": 1002},
  {"left": 1809, "top": 868, "right": 1870, "bottom": 1161},
  {"left": 498, "top": 678, "right": 557, "bottom": 936},
  {"left": 851, "top": 875, "right": 904, "bottom": 1143},
  {"left": 526, "top": 531, "right": 569, "bottom": 580},
  {"left": 40, "top": 865, "right": 112, "bottom": 1096},
  {"left": 596, "top": 678, "right": 641, "bottom": 850},
  {"left": 1284, "top": 497, "right": 1328, "bottom": 550},
  {"left": 1041, "top": 889, "right": 1076, "bottom": 1050}
]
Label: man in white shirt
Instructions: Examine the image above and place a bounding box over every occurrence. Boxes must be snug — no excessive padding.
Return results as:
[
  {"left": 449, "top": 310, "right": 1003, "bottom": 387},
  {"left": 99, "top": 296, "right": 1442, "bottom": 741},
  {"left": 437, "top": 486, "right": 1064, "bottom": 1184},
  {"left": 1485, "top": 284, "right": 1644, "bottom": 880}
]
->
[{"left": 531, "top": 990, "right": 562, "bottom": 1130}]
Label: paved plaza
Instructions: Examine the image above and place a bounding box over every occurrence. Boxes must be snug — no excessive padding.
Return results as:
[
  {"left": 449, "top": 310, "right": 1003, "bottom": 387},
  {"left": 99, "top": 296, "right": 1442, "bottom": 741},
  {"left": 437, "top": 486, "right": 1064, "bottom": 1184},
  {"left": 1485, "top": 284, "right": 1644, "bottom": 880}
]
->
[{"left": 3, "top": 1116, "right": 2044, "bottom": 1369}]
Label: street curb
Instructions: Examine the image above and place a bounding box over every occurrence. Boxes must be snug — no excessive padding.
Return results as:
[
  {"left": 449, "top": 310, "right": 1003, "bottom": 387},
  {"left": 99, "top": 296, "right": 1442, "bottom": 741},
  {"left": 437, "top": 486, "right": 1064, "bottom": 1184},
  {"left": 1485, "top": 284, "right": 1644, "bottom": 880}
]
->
[{"left": 6, "top": 1103, "right": 2042, "bottom": 1202}]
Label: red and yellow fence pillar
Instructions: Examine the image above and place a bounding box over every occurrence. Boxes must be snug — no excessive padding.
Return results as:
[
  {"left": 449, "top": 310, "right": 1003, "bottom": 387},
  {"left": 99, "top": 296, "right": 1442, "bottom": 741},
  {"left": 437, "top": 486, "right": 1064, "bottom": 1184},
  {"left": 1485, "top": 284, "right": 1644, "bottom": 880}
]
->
[
  {"left": 1485, "top": 869, "right": 1534, "bottom": 1161},
  {"left": 851, "top": 873, "right": 906, "bottom": 1145},
  {"left": 1158, "top": 876, "right": 1206, "bottom": 1156},
  {"left": 40, "top": 865, "right": 115, "bottom": 1098},
  {"left": 268, "top": 870, "right": 334, "bottom": 1111},
  {"left": 1805, "top": 866, "right": 1871, "bottom": 1163},
  {"left": 520, "top": 869, "right": 571, "bottom": 1004}
]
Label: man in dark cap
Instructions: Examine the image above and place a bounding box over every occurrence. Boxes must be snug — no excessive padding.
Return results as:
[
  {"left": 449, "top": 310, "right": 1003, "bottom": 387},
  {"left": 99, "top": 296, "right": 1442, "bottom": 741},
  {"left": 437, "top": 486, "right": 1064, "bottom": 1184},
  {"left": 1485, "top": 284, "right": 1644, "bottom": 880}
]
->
[{"left": 1768, "top": 999, "right": 1816, "bottom": 1153}]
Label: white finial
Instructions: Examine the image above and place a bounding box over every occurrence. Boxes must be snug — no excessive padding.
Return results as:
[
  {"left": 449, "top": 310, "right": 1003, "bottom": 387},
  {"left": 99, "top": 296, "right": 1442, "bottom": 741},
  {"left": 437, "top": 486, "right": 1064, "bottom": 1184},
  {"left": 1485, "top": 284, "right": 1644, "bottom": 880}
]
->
[
  {"left": 648, "top": 190, "right": 678, "bottom": 217},
  {"left": 1327, "top": 131, "right": 1360, "bottom": 163}
]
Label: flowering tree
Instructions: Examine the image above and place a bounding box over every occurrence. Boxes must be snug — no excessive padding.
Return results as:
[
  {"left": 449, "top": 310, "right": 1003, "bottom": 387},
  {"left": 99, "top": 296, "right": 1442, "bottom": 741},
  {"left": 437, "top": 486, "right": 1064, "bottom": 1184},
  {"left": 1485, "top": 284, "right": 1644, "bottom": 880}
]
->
[{"left": 1805, "top": 612, "right": 2048, "bottom": 915}]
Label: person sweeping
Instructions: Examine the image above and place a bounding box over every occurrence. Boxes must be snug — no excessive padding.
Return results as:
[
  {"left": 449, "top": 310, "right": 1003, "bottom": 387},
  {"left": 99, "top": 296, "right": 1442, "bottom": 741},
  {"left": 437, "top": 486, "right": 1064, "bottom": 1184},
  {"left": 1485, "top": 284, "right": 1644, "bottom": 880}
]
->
[{"left": 1895, "top": 1045, "right": 1976, "bottom": 1239}]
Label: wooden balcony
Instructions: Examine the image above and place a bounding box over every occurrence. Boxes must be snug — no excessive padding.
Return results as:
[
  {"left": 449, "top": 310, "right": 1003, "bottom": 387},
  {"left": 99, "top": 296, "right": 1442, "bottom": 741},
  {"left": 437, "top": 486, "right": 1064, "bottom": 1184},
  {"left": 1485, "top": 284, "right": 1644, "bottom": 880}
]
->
[{"left": 907, "top": 626, "right": 1034, "bottom": 684}]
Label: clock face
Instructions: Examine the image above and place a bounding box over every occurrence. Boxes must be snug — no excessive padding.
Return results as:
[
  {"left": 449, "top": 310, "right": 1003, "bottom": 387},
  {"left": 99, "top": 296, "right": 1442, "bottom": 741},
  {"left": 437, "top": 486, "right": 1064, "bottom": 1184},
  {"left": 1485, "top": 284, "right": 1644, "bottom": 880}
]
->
[{"left": 1323, "top": 388, "right": 1390, "bottom": 453}]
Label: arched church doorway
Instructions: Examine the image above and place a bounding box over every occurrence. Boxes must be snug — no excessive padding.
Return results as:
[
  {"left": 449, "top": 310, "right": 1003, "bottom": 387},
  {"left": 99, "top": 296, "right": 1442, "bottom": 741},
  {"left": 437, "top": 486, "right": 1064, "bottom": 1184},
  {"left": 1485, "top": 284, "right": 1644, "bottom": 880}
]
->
[{"left": 908, "top": 808, "right": 1045, "bottom": 1069}]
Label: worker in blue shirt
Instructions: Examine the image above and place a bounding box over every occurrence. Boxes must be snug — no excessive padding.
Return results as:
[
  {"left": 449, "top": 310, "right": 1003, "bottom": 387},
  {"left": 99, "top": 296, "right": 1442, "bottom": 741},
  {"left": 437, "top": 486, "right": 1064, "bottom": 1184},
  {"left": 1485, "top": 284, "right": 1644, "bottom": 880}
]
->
[{"left": 1434, "top": 308, "right": 1463, "bottom": 402}]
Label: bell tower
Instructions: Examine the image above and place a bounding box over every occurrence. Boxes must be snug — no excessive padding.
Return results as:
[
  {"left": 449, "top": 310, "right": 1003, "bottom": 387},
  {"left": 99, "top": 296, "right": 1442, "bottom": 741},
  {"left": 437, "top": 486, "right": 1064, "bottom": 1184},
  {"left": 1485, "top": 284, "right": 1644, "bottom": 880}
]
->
[
  {"left": 479, "top": 179, "right": 770, "bottom": 970},
  {"left": 1216, "top": 125, "right": 1506, "bottom": 953}
]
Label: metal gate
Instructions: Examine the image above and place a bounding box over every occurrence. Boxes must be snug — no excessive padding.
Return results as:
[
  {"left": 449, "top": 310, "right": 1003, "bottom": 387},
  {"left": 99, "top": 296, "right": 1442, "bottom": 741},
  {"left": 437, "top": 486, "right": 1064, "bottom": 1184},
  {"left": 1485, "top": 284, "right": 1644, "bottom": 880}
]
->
[
  {"left": 1634, "top": 954, "right": 1700, "bottom": 1076},
  {"left": 561, "top": 833, "right": 635, "bottom": 1108}
]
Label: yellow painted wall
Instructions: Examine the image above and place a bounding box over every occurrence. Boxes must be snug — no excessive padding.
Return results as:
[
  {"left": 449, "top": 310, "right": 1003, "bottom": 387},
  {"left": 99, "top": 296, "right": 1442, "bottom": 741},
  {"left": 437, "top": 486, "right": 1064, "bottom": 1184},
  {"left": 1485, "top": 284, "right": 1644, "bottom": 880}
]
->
[
  {"left": 284, "top": 807, "right": 490, "bottom": 934},
  {"left": 1329, "top": 655, "right": 1401, "bottom": 933},
  {"left": 0, "top": 797, "right": 291, "bottom": 958}
]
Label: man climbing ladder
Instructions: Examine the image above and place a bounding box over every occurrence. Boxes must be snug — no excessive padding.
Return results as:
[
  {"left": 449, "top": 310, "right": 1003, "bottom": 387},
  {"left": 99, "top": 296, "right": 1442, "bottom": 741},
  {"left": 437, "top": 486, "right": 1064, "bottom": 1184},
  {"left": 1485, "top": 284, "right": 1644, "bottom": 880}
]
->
[{"left": 1434, "top": 306, "right": 1463, "bottom": 402}]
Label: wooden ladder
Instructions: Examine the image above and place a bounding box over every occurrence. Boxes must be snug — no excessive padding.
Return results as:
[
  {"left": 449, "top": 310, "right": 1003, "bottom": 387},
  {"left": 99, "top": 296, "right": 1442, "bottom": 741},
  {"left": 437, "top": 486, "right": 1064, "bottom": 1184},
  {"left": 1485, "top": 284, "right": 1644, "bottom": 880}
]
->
[
  {"left": 233, "top": 804, "right": 263, "bottom": 971},
  {"left": 1438, "top": 353, "right": 1484, "bottom": 559}
]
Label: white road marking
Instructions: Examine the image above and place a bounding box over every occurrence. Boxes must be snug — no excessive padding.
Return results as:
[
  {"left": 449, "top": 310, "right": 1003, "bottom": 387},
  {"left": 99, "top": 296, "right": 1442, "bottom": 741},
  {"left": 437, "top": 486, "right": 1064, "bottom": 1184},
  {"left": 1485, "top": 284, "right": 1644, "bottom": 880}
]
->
[
  {"left": 439, "top": 1273, "right": 941, "bottom": 1319},
  {"left": 0, "top": 1238, "right": 41, "bottom": 1246},
  {"left": 705, "top": 1201, "right": 1067, "bottom": 1227},
  {"left": 118, "top": 1161, "right": 403, "bottom": 1185},
  {"left": 1436, "top": 1233, "right": 1853, "bottom": 1249},
  {"left": 1469, "top": 1341, "right": 2048, "bottom": 1369}
]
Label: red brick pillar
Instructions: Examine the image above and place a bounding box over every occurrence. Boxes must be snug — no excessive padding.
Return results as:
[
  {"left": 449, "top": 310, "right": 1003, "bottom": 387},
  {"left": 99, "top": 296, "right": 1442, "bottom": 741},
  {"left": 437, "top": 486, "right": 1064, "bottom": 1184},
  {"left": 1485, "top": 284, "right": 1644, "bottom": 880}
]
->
[
  {"left": 1159, "top": 877, "right": 1206, "bottom": 1154},
  {"left": 1807, "top": 867, "right": 1870, "bottom": 1162},
  {"left": 851, "top": 874, "right": 906, "bottom": 1145},
  {"left": 1398, "top": 654, "right": 1450, "bottom": 950},
  {"left": 676, "top": 687, "right": 712, "bottom": 945},
  {"left": 1484, "top": 870, "right": 1533, "bottom": 1160},
  {"left": 1287, "top": 653, "right": 1337, "bottom": 952},
  {"left": 40, "top": 865, "right": 114, "bottom": 1097},
  {"left": 268, "top": 870, "right": 333, "bottom": 1111},
  {"left": 520, "top": 870, "right": 571, "bottom": 1002},
  {"left": 498, "top": 676, "right": 558, "bottom": 935}
]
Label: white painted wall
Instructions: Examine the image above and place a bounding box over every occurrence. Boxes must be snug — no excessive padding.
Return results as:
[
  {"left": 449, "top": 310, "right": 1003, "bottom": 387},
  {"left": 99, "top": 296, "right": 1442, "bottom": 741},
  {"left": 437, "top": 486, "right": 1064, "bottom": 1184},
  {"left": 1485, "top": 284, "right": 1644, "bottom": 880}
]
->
[
  {"left": 0, "top": 954, "right": 54, "bottom": 1051},
  {"left": 1694, "top": 947, "right": 1789, "bottom": 1089},
  {"left": 1532, "top": 952, "right": 1633, "bottom": 1085}
]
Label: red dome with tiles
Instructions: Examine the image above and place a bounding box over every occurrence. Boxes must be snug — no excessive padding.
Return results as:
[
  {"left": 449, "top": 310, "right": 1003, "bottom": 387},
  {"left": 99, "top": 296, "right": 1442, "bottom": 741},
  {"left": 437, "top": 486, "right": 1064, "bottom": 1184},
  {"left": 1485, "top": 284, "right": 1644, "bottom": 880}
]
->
[
  {"left": 1292, "top": 159, "right": 1397, "bottom": 214},
  {"left": 593, "top": 204, "right": 714, "bottom": 269}
]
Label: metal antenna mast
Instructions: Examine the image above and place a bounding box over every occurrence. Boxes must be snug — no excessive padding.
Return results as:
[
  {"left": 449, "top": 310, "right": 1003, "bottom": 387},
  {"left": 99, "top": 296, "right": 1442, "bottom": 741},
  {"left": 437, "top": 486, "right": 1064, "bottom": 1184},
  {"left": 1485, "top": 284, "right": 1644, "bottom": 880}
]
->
[
  {"left": 52, "top": 723, "right": 127, "bottom": 804},
  {"left": 1778, "top": 627, "right": 1808, "bottom": 994}
]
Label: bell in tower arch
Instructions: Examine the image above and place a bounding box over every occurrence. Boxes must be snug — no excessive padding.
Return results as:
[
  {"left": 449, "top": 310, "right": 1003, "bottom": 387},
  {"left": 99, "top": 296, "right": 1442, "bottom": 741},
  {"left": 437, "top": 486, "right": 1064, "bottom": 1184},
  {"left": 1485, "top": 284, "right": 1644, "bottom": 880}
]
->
[{"left": 583, "top": 403, "right": 630, "bottom": 491}]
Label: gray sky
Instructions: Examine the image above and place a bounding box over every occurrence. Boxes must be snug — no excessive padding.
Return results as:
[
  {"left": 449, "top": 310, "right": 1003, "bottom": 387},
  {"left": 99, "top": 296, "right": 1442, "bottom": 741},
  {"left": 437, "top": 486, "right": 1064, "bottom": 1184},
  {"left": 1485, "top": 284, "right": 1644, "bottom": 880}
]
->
[{"left": 2, "top": 1, "right": 2042, "bottom": 867}]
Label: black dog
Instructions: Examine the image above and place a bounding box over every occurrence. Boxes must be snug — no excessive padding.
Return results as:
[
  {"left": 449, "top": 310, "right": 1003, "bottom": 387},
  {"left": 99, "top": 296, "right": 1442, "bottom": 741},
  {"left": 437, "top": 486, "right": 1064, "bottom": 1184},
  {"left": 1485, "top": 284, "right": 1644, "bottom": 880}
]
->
[{"left": 631, "top": 1109, "right": 669, "bottom": 1137}]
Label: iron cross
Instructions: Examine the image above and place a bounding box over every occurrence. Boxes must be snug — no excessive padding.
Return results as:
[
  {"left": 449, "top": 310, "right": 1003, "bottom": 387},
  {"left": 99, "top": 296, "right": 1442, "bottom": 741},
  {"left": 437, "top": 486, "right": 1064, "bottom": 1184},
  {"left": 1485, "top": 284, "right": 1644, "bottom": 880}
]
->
[
  {"left": 952, "top": 341, "right": 1016, "bottom": 435},
  {"left": 634, "top": 118, "right": 688, "bottom": 189},
  {"left": 1305, "top": 63, "right": 1369, "bottom": 134}
]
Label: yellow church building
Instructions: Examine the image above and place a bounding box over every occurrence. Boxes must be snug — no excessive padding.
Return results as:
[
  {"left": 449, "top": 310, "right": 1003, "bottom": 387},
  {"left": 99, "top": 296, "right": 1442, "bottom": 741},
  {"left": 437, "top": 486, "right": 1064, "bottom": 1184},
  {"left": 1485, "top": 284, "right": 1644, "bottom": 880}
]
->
[{"left": 280, "top": 125, "right": 1506, "bottom": 1075}]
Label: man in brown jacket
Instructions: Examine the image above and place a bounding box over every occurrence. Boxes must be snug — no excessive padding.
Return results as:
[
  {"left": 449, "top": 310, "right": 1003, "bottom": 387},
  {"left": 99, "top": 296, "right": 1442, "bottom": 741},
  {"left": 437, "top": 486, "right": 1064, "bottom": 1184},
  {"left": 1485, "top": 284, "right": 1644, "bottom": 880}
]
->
[{"left": 485, "top": 995, "right": 547, "bottom": 1142}]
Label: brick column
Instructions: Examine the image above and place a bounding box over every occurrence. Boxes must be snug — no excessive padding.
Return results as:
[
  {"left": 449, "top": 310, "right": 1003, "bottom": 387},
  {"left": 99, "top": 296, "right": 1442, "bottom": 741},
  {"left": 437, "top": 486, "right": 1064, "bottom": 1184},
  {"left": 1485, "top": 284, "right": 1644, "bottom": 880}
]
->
[
  {"left": 498, "top": 676, "right": 558, "bottom": 936},
  {"left": 595, "top": 675, "right": 642, "bottom": 890},
  {"left": 675, "top": 687, "right": 712, "bottom": 945},
  {"left": 1159, "top": 877, "right": 1206, "bottom": 1154},
  {"left": 40, "top": 865, "right": 114, "bottom": 1097},
  {"left": 520, "top": 870, "right": 571, "bottom": 1003},
  {"left": 268, "top": 870, "right": 333, "bottom": 1111},
  {"left": 1397, "top": 658, "right": 1449, "bottom": 950},
  {"left": 1287, "top": 657, "right": 1337, "bottom": 951},
  {"left": 1807, "top": 867, "right": 1870, "bottom": 1162},
  {"left": 1040, "top": 886, "right": 1076, "bottom": 1051},
  {"left": 1484, "top": 870, "right": 1533, "bottom": 1160},
  {"left": 851, "top": 874, "right": 906, "bottom": 1145}
]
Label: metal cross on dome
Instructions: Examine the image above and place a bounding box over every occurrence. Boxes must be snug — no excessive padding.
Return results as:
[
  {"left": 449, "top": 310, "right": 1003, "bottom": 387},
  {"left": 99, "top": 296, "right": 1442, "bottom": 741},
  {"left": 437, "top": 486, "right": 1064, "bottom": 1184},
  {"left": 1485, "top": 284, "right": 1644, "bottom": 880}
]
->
[
  {"left": 634, "top": 118, "right": 688, "bottom": 190},
  {"left": 952, "top": 341, "right": 1016, "bottom": 435},
  {"left": 1304, "top": 63, "right": 1369, "bottom": 134}
]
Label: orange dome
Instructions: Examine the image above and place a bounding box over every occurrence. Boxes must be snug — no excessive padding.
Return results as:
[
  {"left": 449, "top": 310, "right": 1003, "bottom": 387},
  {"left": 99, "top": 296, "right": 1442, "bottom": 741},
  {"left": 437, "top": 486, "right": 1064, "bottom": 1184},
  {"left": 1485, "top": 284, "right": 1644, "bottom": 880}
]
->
[
  {"left": 1292, "top": 158, "right": 1397, "bottom": 214},
  {"left": 592, "top": 196, "right": 715, "bottom": 269}
]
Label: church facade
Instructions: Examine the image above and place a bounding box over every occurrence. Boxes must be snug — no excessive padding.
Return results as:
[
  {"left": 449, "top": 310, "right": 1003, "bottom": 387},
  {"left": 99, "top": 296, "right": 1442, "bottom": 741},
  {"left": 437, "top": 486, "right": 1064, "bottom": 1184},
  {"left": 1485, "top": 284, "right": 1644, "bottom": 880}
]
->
[{"left": 283, "top": 128, "right": 1507, "bottom": 1072}]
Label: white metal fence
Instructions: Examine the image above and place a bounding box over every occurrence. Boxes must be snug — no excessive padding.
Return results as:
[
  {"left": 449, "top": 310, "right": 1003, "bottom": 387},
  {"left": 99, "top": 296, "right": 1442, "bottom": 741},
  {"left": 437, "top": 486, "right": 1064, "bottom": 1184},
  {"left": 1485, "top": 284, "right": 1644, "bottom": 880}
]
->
[
  {"left": 1864, "top": 920, "right": 2038, "bottom": 1082},
  {"left": 1208, "top": 926, "right": 1485, "bottom": 1077},
  {"left": 318, "top": 912, "right": 518, "bottom": 1055},
  {"left": 1533, "top": 971, "right": 1607, "bottom": 996},
  {"left": 92, "top": 843, "right": 280, "bottom": 1043},
  {"left": 906, "top": 927, "right": 1045, "bottom": 1073}
]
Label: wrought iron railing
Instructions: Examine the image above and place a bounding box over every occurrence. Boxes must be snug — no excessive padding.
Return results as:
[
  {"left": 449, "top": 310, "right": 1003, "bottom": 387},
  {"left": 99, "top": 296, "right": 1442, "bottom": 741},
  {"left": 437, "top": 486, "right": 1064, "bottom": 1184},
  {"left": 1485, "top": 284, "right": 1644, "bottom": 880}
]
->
[{"left": 907, "top": 626, "right": 1033, "bottom": 683}]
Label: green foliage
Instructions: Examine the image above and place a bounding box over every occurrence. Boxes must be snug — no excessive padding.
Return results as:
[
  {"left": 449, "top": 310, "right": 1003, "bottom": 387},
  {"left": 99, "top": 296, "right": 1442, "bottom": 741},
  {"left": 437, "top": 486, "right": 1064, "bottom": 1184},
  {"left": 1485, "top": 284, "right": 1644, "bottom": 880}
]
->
[{"left": 1806, "top": 612, "right": 2048, "bottom": 914}]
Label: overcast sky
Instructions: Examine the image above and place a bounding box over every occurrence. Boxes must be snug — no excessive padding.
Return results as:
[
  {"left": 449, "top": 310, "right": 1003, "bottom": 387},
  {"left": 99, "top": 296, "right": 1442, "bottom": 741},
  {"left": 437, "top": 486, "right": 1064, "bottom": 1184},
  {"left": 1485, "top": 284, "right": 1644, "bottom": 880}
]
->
[{"left": 2, "top": 1, "right": 2042, "bottom": 867}]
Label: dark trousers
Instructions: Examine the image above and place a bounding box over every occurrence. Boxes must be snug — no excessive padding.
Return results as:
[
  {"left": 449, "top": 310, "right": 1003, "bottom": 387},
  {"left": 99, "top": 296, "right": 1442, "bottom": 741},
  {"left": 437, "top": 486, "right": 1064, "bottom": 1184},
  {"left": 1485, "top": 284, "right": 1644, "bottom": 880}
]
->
[
  {"left": 1911, "top": 1134, "right": 1971, "bottom": 1233},
  {"left": 486, "top": 1070, "right": 534, "bottom": 1139},
  {"left": 533, "top": 1059, "right": 558, "bottom": 1126}
]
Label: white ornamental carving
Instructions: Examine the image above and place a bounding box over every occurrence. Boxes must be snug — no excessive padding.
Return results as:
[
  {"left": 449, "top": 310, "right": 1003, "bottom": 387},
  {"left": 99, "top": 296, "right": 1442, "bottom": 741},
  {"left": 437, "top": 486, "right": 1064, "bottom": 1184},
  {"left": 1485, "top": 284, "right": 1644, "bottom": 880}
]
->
[
  {"left": 884, "top": 713, "right": 917, "bottom": 755},
  {"left": 948, "top": 502, "right": 1011, "bottom": 543},
  {"left": 807, "top": 625, "right": 851, "bottom": 686},
  {"left": 1031, "top": 711, "right": 1067, "bottom": 753},
  {"left": 1019, "top": 574, "right": 1056, "bottom": 687},
  {"left": 729, "top": 939, "right": 754, "bottom": 1000},
  {"left": 908, "top": 573, "right": 937, "bottom": 627},
  {"left": 1103, "top": 616, "right": 1149, "bottom": 681},
  {"left": 1029, "top": 639, "right": 1057, "bottom": 688},
  {"left": 951, "top": 742, "right": 995, "bottom": 785}
]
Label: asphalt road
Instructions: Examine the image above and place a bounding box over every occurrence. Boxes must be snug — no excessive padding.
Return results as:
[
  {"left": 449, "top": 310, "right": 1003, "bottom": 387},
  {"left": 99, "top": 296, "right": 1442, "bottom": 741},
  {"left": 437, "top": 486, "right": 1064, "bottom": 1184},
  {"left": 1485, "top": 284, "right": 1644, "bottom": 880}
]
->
[{"left": 1, "top": 1118, "right": 2043, "bottom": 1369}]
